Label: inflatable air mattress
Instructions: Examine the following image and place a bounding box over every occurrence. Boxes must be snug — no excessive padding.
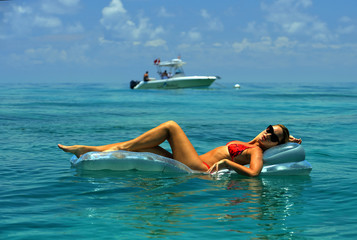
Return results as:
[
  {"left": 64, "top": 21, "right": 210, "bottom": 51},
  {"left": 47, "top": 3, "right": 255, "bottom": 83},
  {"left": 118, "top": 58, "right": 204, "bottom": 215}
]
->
[{"left": 70, "top": 143, "right": 312, "bottom": 176}]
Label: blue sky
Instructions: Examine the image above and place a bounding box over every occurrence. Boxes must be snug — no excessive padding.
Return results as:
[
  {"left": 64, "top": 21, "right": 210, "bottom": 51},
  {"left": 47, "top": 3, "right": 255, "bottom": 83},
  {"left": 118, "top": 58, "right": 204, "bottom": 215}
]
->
[{"left": 1, "top": 0, "right": 356, "bottom": 85}]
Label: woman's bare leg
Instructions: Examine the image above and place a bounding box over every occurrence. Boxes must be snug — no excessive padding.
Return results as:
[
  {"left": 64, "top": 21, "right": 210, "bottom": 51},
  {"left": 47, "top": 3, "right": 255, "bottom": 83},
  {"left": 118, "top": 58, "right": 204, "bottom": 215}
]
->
[
  {"left": 120, "top": 121, "right": 206, "bottom": 170},
  {"left": 58, "top": 121, "right": 208, "bottom": 171},
  {"left": 135, "top": 146, "right": 173, "bottom": 158},
  {"left": 58, "top": 144, "right": 173, "bottom": 158},
  {"left": 58, "top": 121, "right": 176, "bottom": 156},
  {"left": 58, "top": 144, "right": 99, "bottom": 157}
]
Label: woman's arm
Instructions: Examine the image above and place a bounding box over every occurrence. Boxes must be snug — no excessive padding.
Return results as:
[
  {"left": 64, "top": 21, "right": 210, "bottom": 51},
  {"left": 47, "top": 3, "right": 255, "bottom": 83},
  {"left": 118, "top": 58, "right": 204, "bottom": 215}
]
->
[{"left": 208, "top": 149, "right": 264, "bottom": 177}]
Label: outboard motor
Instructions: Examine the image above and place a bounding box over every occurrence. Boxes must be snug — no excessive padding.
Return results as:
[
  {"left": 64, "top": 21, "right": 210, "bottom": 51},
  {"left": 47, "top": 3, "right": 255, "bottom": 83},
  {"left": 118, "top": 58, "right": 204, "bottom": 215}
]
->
[{"left": 130, "top": 80, "right": 140, "bottom": 89}]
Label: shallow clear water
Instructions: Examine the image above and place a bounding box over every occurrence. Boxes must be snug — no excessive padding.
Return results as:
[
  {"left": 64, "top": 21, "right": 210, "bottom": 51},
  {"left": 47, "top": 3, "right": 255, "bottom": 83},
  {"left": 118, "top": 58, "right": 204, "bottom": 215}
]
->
[{"left": 1, "top": 81, "right": 356, "bottom": 239}]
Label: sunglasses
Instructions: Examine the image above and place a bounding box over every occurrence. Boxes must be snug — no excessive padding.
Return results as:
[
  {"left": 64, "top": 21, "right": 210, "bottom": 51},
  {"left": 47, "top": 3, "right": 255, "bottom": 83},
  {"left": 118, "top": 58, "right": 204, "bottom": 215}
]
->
[{"left": 266, "top": 125, "right": 280, "bottom": 143}]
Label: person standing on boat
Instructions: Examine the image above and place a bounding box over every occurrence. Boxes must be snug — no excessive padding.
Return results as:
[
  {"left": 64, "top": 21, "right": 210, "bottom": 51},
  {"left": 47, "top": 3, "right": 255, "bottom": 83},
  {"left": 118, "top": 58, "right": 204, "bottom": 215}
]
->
[{"left": 143, "top": 71, "right": 150, "bottom": 82}]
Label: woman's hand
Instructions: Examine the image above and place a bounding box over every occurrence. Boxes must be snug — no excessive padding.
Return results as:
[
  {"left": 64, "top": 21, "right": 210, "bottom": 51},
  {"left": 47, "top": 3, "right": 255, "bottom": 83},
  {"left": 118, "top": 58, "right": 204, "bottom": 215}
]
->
[
  {"left": 289, "top": 135, "right": 302, "bottom": 144},
  {"left": 207, "top": 159, "right": 229, "bottom": 174}
]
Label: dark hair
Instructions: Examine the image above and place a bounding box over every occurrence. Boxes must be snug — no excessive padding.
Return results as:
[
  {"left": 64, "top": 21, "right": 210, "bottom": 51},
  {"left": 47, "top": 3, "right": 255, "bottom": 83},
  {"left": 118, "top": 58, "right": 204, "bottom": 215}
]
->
[{"left": 276, "top": 124, "right": 290, "bottom": 144}]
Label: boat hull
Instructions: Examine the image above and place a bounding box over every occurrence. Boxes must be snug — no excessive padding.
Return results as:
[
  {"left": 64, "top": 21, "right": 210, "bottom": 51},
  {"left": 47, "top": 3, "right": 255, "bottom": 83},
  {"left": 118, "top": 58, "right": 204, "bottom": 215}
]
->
[{"left": 132, "top": 76, "right": 216, "bottom": 90}]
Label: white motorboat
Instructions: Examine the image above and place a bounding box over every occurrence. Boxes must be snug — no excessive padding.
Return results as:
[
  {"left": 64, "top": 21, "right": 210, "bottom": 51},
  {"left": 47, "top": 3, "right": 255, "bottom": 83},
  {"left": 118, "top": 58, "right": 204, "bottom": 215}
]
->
[{"left": 130, "top": 58, "right": 219, "bottom": 89}]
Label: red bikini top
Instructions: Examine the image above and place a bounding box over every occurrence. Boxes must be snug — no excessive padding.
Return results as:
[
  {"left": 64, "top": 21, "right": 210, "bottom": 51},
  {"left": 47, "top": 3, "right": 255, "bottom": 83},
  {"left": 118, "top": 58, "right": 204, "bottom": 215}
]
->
[{"left": 226, "top": 141, "right": 253, "bottom": 160}]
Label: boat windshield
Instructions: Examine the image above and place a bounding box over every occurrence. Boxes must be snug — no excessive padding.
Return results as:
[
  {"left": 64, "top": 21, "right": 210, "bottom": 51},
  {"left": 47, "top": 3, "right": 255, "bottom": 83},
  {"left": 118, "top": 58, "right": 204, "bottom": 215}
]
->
[{"left": 155, "top": 59, "right": 186, "bottom": 79}]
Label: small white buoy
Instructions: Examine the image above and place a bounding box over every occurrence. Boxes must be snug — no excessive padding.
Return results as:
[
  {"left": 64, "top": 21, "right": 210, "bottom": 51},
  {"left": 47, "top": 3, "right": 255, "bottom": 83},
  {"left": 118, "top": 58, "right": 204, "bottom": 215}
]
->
[{"left": 234, "top": 83, "right": 240, "bottom": 88}]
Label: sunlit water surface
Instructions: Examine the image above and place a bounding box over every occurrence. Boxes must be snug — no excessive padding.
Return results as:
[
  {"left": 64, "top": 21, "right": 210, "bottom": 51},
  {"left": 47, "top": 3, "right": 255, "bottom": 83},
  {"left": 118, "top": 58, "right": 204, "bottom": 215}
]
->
[{"left": 1, "top": 82, "right": 356, "bottom": 239}]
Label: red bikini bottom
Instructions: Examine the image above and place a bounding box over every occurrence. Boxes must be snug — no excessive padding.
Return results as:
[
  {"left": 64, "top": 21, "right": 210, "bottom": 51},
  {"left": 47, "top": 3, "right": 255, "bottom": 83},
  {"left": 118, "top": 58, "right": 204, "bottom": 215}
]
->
[{"left": 202, "top": 161, "right": 210, "bottom": 169}]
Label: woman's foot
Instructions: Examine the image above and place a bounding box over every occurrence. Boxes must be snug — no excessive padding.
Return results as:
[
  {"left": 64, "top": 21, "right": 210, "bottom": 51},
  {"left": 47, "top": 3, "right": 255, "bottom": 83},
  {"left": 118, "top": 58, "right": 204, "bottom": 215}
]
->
[{"left": 58, "top": 144, "right": 89, "bottom": 158}]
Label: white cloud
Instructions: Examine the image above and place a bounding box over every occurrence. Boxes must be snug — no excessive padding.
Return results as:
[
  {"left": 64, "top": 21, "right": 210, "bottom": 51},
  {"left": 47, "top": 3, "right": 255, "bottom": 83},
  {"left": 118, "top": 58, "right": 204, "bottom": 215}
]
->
[
  {"left": 337, "top": 25, "right": 355, "bottom": 35},
  {"left": 231, "top": 34, "right": 354, "bottom": 61},
  {"left": 311, "top": 21, "right": 332, "bottom": 41},
  {"left": 100, "top": 0, "right": 163, "bottom": 41},
  {"left": 232, "top": 36, "right": 297, "bottom": 53},
  {"left": 67, "top": 22, "right": 84, "bottom": 33},
  {"left": 132, "top": 18, "right": 164, "bottom": 39},
  {"left": 232, "top": 38, "right": 250, "bottom": 53},
  {"left": 188, "top": 31, "right": 201, "bottom": 41},
  {"left": 145, "top": 39, "right": 166, "bottom": 47},
  {"left": 98, "top": 36, "right": 118, "bottom": 46},
  {"left": 13, "top": 5, "right": 32, "bottom": 15},
  {"left": 339, "top": 16, "right": 352, "bottom": 23},
  {"left": 233, "top": 37, "right": 272, "bottom": 53},
  {"left": 244, "top": 21, "right": 269, "bottom": 36},
  {"left": 3, "top": 2, "right": 82, "bottom": 37},
  {"left": 181, "top": 30, "right": 202, "bottom": 41},
  {"left": 58, "top": 0, "right": 80, "bottom": 7},
  {"left": 158, "top": 7, "right": 174, "bottom": 17},
  {"left": 33, "top": 16, "right": 62, "bottom": 28},
  {"left": 296, "top": 0, "right": 312, "bottom": 8},
  {"left": 245, "top": 21, "right": 256, "bottom": 32},
  {"left": 23, "top": 46, "right": 67, "bottom": 64},
  {"left": 261, "top": 0, "right": 334, "bottom": 42},
  {"left": 200, "top": 9, "right": 223, "bottom": 31},
  {"left": 283, "top": 21, "right": 305, "bottom": 34},
  {"left": 42, "top": 0, "right": 81, "bottom": 14},
  {"left": 309, "top": 42, "right": 357, "bottom": 51},
  {"left": 101, "top": 0, "right": 126, "bottom": 18},
  {"left": 200, "top": 9, "right": 210, "bottom": 19},
  {"left": 275, "top": 36, "right": 298, "bottom": 48},
  {"left": 177, "top": 43, "right": 191, "bottom": 49},
  {"left": 3, "top": 5, "right": 33, "bottom": 35},
  {"left": 3, "top": 5, "right": 32, "bottom": 23},
  {"left": 337, "top": 16, "right": 355, "bottom": 34},
  {"left": 14, "top": 44, "right": 90, "bottom": 65}
]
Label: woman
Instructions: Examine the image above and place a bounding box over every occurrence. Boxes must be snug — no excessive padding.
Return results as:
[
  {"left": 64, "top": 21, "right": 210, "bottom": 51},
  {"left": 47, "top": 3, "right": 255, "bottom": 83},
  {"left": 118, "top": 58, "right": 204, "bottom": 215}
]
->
[{"left": 58, "top": 121, "right": 301, "bottom": 177}]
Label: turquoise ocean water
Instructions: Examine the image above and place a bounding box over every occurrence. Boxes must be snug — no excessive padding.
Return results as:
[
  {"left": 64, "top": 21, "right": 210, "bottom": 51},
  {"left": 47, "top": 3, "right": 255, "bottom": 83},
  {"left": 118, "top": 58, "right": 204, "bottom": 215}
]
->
[{"left": 1, "top": 81, "right": 356, "bottom": 239}]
